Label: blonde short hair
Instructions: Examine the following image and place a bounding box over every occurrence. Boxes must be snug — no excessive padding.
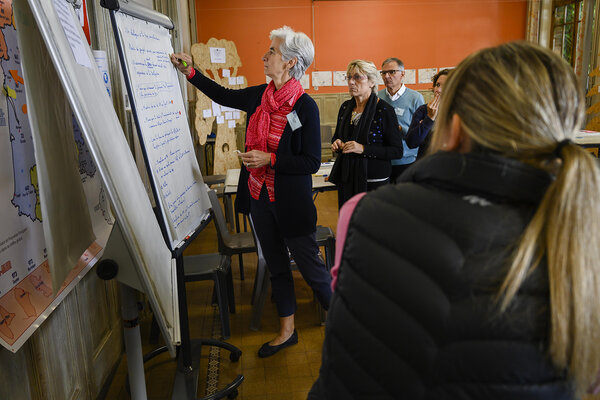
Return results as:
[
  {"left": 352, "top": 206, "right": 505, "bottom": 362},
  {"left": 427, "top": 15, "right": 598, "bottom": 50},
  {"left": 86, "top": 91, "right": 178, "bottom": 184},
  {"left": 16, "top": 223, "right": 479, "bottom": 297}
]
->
[{"left": 346, "top": 59, "right": 378, "bottom": 94}]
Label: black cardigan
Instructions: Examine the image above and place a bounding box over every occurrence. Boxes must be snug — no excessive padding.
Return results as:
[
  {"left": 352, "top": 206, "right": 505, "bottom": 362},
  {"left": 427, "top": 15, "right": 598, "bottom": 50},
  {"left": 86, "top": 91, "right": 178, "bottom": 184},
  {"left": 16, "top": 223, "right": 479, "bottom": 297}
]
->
[{"left": 188, "top": 71, "right": 321, "bottom": 237}]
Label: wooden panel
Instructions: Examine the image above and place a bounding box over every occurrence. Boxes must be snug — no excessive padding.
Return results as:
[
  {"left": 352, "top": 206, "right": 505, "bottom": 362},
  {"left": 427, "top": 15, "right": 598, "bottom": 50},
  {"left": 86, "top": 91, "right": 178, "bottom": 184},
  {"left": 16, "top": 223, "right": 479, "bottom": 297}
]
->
[
  {"left": 30, "top": 293, "right": 89, "bottom": 400},
  {"left": 76, "top": 271, "right": 122, "bottom": 394},
  {"left": 0, "top": 345, "right": 35, "bottom": 400}
]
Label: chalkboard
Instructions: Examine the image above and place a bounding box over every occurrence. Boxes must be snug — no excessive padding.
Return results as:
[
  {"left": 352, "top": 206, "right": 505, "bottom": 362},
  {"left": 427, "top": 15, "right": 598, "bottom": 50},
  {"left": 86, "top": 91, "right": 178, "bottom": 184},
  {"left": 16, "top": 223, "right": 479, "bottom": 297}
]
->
[
  {"left": 16, "top": 0, "right": 181, "bottom": 353},
  {"left": 108, "top": 2, "right": 211, "bottom": 251}
]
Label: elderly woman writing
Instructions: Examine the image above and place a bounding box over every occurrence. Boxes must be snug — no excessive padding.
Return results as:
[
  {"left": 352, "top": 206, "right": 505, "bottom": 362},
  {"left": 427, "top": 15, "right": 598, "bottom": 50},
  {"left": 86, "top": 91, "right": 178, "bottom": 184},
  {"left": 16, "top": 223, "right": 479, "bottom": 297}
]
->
[
  {"left": 328, "top": 60, "right": 403, "bottom": 208},
  {"left": 171, "top": 26, "right": 331, "bottom": 358}
]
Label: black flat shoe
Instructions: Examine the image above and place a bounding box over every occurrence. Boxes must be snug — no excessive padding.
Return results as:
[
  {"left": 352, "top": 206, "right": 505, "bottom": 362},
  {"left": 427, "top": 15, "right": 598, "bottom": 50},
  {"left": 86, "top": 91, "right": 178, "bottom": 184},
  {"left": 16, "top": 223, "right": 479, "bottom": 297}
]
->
[{"left": 257, "top": 329, "right": 298, "bottom": 358}]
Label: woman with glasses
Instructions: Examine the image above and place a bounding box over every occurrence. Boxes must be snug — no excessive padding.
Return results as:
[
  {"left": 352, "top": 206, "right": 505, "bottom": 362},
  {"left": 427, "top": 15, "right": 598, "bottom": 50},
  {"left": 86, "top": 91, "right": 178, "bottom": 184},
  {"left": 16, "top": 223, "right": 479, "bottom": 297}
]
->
[
  {"left": 310, "top": 41, "right": 600, "bottom": 400},
  {"left": 328, "top": 60, "right": 403, "bottom": 208},
  {"left": 405, "top": 68, "right": 451, "bottom": 160},
  {"left": 171, "top": 26, "right": 332, "bottom": 358}
]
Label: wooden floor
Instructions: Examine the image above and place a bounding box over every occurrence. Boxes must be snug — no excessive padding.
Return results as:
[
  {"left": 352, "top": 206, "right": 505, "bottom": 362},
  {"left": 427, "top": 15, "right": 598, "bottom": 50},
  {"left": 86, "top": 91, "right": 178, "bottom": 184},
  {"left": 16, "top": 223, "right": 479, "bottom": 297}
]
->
[{"left": 103, "top": 190, "right": 339, "bottom": 400}]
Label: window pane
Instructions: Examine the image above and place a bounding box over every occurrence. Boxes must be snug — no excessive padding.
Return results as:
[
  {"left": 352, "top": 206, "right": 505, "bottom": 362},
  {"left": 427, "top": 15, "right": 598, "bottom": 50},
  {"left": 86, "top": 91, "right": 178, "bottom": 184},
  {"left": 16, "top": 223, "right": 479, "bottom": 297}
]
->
[
  {"left": 563, "top": 24, "right": 574, "bottom": 64},
  {"left": 566, "top": 3, "right": 575, "bottom": 23},
  {"left": 555, "top": 5, "right": 566, "bottom": 25},
  {"left": 553, "top": 26, "right": 564, "bottom": 55}
]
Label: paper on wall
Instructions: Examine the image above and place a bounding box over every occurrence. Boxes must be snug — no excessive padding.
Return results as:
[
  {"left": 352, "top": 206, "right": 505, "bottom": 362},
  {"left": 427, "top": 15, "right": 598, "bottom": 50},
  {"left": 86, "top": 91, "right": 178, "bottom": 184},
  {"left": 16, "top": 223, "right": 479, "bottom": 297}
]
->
[
  {"left": 333, "top": 71, "right": 347, "bottom": 86},
  {"left": 216, "top": 115, "right": 225, "bottom": 124},
  {"left": 312, "top": 71, "right": 332, "bottom": 87},
  {"left": 404, "top": 69, "right": 416, "bottom": 85},
  {"left": 202, "top": 109, "right": 212, "bottom": 118},
  {"left": 233, "top": 111, "right": 241, "bottom": 119},
  {"left": 222, "top": 69, "right": 230, "bottom": 77},
  {"left": 209, "top": 47, "right": 226, "bottom": 64},
  {"left": 418, "top": 68, "right": 437, "bottom": 84},
  {"left": 212, "top": 101, "right": 221, "bottom": 116},
  {"left": 228, "top": 120, "right": 236, "bottom": 128},
  {"left": 236, "top": 76, "right": 244, "bottom": 85},
  {"left": 228, "top": 77, "right": 236, "bottom": 85},
  {"left": 300, "top": 74, "right": 310, "bottom": 90}
]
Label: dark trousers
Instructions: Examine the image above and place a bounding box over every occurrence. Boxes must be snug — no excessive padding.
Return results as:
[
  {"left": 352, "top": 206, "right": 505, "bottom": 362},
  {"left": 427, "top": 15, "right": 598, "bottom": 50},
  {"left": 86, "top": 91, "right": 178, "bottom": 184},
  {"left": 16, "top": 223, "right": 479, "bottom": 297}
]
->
[
  {"left": 390, "top": 163, "right": 413, "bottom": 183},
  {"left": 250, "top": 186, "right": 332, "bottom": 317}
]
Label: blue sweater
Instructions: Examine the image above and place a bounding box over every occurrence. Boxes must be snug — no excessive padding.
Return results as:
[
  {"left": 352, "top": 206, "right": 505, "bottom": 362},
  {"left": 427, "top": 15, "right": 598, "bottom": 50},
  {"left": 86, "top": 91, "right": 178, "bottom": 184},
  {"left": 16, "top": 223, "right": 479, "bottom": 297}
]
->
[
  {"left": 377, "top": 87, "right": 425, "bottom": 165},
  {"left": 188, "top": 70, "right": 321, "bottom": 237}
]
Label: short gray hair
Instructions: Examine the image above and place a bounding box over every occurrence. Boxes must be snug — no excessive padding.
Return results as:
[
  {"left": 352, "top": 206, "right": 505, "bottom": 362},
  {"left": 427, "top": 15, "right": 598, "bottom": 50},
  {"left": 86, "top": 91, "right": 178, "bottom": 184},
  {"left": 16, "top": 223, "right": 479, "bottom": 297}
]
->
[
  {"left": 382, "top": 57, "right": 405, "bottom": 71},
  {"left": 270, "top": 26, "right": 314, "bottom": 80}
]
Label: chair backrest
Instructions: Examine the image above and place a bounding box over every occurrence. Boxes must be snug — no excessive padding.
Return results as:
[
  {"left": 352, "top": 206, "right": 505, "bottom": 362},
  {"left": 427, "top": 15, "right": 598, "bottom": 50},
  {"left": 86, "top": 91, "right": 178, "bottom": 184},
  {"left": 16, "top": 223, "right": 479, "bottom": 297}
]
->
[
  {"left": 247, "top": 214, "right": 266, "bottom": 264},
  {"left": 208, "top": 189, "right": 231, "bottom": 248}
]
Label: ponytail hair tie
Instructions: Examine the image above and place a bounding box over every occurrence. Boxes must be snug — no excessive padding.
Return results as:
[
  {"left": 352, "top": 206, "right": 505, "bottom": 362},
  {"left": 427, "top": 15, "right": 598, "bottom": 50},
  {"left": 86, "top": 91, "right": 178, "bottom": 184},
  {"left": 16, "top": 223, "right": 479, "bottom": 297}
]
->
[{"left": 553, "top": 139, "right": 572, "bottom": 159}]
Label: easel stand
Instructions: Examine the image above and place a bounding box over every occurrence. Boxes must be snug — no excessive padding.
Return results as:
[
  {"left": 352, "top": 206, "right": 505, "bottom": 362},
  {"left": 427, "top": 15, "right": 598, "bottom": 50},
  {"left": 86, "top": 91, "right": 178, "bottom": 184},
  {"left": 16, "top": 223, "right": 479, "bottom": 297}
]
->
[{"left": 97, "top": 222, "right": 244, "bottom": 400}]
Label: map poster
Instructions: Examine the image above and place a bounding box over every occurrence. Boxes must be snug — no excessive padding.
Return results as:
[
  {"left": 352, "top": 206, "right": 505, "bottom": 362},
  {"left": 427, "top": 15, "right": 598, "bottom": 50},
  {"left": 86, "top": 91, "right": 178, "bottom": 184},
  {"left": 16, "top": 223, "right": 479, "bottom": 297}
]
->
[{"left": 0, "top": 0, "right": 112, "bottom": 352}]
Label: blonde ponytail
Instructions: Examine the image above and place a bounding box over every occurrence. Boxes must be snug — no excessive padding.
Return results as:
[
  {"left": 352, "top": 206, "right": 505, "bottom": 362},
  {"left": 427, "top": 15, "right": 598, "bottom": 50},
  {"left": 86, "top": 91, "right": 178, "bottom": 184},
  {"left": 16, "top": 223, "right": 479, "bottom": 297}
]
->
[
  {"left": 430, "top": 41, "right": 600, "bottom": 396},
  {"left": 500, "top": 143, "right": 600, "bottom": 396}
]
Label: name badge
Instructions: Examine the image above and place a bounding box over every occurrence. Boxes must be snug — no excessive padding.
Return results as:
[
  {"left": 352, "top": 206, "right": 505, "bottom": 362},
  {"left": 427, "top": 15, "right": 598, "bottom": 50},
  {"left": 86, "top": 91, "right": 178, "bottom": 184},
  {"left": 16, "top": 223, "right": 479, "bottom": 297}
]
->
[
  {"left": 395, "top": 107, "right": 405, "bottom": 117},
  {"left": 286, "top": 111, "right": 302, "bottom": 131}
]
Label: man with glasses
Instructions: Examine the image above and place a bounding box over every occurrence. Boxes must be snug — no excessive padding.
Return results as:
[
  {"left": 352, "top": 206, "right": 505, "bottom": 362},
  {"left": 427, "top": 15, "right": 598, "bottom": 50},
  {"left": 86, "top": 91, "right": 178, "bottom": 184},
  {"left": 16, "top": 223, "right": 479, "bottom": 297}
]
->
[{"left": 377, "top": 57, "right": 424, "bottom": 182}]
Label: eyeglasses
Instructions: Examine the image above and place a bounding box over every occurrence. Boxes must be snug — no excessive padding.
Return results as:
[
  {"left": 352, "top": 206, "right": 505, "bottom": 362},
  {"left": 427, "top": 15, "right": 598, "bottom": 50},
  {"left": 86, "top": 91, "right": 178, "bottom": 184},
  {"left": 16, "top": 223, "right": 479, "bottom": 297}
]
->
[
  {"left": 380, "top": 69, "right": 403, "bottom": 76},
  {"left": 346, "top": 74, "right": 367, "bottom": 82}
]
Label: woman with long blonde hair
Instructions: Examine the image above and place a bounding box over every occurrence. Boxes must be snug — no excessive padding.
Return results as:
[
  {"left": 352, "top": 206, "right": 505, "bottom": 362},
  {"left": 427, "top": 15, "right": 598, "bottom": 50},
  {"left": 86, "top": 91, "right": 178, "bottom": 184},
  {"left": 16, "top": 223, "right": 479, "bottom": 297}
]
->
[{"left": 310, "top": 41, "right": 600, "bottom": 399}]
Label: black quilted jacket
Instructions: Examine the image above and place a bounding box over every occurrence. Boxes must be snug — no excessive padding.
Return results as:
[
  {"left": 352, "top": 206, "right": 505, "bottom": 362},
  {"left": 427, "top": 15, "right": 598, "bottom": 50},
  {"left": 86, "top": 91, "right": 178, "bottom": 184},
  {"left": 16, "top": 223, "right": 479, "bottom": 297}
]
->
[{"left": 309, "top": 151, "right": 574, "bottom": 400}]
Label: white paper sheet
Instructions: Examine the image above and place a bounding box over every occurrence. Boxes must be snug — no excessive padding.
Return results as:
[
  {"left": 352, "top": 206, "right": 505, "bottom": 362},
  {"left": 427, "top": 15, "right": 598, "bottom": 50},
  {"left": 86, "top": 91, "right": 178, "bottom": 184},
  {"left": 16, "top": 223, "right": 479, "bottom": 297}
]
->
[
  {"left": 228, "top": 76, "right": 236, "bottom": 85},
  {"left": 333, "top": 71, "right": 347, "bottom": 86},
  {"left": 300, "top": 74, "right": 310, "bottom": 89},
  {"left": 212, "top": 101, "right": 221, "bottom": 116},
  {"left": 216, "top": 115, "right": 224, "bottom": 124},
  {"left": 51, "top": 0, "right": 92, "bottom": 69},
  {"left": 209, "top": 47, "right": 226, "bottom": 64},
  {"left": 228, "top": 120, "right": 236, "bottom": 128},
  {"left": 233, "top": 110, "right": 241, "bottom": 120},
  {"left": 225, "top": 111, "right": 233, "bottom": 120},
  {"left": 202, "top": 109, "right": 212, "bottom": 118},
  {"left": 93, "top": 50, "right": 112, "bottom": 98},
  {"left": 312, "top": 71, "right": 332, "bottom": 87},
  {"left": 236, "top": 76, "right": 244, "bottom": 85},
  {"left": 222, "top": 68, "right": 230, "bottom": 77},
  {"left": 418, "top": 68, "right": 437, "bottom": 84},
  {"left": 404, "top": 69, "right": 416, "bottom": 85}
]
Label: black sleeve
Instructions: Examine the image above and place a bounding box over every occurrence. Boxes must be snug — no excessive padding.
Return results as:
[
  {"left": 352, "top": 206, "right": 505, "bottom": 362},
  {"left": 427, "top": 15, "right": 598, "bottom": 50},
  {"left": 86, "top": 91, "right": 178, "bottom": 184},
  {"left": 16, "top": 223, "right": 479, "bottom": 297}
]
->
[
  {"left": 187, "top": 69, "right": 265, "bottom": 112},
  {"left": 273, "top": 96, "right": 321, "bottom": 175},
  {"left": 331, "top": 102, "right": 349, "bottom": 144},
  {"left": 362, "top": 105, "right": 403, "bottom": 160},
  {"left": 405, "top": 105, "right": 434, "bottom": 148}
]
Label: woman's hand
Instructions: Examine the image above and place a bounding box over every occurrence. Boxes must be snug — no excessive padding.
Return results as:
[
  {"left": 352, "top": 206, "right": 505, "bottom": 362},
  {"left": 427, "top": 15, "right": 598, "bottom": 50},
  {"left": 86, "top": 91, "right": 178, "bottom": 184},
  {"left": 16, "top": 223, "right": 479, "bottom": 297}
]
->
[
  {"left": 239, "top": 150, "right": 271, "bottom": 169},
  {"left": 342, "top": 141, "right": 364, "bottom": 154},
  {"left": 332, "top": 139, "right": 344, "bottom": 153},
  {"left": 427, "top": 92, "right": 441, "bottom": 120},
  {"left": 170, "top": 53, "right": 193, "bottom": 76}
]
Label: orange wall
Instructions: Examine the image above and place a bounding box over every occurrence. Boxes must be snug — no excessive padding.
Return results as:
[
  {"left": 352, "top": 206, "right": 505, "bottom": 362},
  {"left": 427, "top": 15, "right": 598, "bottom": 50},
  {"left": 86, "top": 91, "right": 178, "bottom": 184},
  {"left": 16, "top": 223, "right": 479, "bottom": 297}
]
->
[{"left": 195, "top": 0, "right": 527, "bottom": 93}]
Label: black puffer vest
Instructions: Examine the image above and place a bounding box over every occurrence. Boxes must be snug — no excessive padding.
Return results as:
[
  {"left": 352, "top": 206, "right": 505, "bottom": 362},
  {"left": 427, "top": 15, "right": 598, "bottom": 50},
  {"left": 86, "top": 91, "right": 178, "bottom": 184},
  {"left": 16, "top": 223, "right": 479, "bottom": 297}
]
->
[{"left": 310, "top": 152, "right": 574, "bottom": 400}]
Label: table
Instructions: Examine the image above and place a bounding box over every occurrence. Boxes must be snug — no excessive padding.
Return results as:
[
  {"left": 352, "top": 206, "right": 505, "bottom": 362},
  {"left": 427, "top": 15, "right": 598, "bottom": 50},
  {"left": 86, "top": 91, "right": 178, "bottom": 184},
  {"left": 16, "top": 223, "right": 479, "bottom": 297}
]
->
[{"left": 223, "top": 163, "right": 336, "bottom": 232}]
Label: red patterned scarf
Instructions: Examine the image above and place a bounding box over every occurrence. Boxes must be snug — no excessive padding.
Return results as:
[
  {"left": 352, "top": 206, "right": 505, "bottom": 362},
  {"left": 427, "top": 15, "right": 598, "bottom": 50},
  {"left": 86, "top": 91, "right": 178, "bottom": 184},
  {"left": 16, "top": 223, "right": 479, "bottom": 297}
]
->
[{"left": 246, "top": 78, "right": 304, "bottom": 179}]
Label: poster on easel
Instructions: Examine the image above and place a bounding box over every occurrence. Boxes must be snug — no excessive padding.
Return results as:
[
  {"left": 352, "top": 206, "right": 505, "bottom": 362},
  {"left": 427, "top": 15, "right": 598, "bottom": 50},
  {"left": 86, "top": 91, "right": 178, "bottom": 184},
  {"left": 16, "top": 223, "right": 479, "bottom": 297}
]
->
[
  {"left": 112, "top": 11, "right": 210, "bottom": 251},
  {"left": 0, "top": 0, "right": 113, "bottom": 352}
]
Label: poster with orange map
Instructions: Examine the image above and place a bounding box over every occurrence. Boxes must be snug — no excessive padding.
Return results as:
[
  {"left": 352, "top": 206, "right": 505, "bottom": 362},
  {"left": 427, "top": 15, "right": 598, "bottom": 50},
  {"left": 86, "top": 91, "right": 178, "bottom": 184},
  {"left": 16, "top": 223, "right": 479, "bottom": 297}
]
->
[{"left": 0, "top": 0, "right": 113, "bottom": 352}]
